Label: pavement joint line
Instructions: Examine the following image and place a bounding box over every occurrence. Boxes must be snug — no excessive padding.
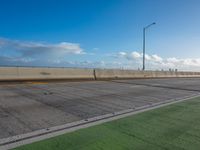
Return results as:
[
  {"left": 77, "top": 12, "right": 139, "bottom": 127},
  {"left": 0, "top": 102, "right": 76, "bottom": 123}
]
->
[{"left": 1, "top": 93, "right": 200, "bottom": 150}]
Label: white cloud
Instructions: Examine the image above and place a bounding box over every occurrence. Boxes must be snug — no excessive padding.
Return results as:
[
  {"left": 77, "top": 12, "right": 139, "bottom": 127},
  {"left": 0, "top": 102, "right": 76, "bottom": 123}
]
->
[
  {"left": 131, "top": 51, "right": 141, "bottom": 59},
  {"left": 119, "top": 52, "right": 127, "bottom": 56},
  {"left": 1, "top": 37, "right": 200, "bottom": 71},
  {"left": 0, "top": 38, "right": 84, "bottom": 58},
  {"left": 145, "top": 54, "right": 151, "bottom": 60},
  {"left": 118, "top": 51, "right": 142, "bottom": 60},
  {"left": 151, "top": 54, "right": 163, "bottom": 62},
  {"left": 116, "top": 51, "right": 200, "bottom": 71}
]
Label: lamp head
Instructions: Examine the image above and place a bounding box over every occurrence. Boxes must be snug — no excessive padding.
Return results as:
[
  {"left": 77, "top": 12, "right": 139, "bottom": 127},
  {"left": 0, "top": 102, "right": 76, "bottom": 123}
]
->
[{"left": 144, "top": 22, "right": 156, "bottom": 29}]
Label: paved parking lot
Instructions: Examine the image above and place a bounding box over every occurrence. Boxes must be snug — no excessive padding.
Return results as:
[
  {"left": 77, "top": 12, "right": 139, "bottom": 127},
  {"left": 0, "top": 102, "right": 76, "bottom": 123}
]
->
[{"left": 0, "top": 78, "right": 200, "bottom": 140}]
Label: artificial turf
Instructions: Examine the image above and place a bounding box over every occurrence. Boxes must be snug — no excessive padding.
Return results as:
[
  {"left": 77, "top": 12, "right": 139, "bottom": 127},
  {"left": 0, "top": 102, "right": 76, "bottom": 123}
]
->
[{"left": 14, "top": 97, "right": 200, "bottom": 150}]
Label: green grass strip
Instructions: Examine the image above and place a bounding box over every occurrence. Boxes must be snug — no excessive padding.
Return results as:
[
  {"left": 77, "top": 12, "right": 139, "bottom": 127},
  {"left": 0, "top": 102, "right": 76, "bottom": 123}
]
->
[{"left": 14, "top": 97, "right": 200, "bottom": 150}]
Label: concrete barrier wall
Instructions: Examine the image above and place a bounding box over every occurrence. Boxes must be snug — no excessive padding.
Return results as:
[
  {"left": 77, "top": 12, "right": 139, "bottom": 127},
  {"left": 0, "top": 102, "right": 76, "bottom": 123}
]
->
[
  {"left": 0, "top": 67, "right": 200, "bottom": 81},
  {"left": 95, "top": 69, "right": 200, "bottom": 79},
  {"left": 0, "top": 67, "right": 95, "bottom": 81}
]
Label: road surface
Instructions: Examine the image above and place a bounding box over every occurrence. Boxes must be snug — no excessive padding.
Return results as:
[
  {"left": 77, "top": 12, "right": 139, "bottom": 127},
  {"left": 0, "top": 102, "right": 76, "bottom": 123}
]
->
[{"left": 0, "top": 78, "right": 200, "bottom": 144}]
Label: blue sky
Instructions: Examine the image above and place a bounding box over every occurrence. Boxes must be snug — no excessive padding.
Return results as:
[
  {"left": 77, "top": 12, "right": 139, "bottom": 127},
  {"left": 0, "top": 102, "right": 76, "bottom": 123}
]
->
[{"left": 1, "top": 0, "right": 200, "bottom": 70}]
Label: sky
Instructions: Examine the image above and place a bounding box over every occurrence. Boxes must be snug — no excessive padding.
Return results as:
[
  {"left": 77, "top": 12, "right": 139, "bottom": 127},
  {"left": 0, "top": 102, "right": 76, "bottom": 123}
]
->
[{"left": 1, "top": 0, "right": 200, "bottom": 71}]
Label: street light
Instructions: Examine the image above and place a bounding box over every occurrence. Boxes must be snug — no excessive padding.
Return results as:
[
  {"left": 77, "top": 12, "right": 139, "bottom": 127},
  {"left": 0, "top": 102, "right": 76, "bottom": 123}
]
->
[{"left": 143, "top": 22, "right": 156, "bottom": 70}]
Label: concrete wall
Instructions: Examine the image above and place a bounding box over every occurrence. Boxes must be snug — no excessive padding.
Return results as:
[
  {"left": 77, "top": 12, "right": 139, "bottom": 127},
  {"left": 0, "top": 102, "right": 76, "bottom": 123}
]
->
[
  {"left": 0, "top": 67, "right": 95, "bottom": 81},
  {"left": 0, "top": 67, "right": 200, "bottom": 81},
  {"left": 94, "top": 69, "right": 200, "bottom": 79}
]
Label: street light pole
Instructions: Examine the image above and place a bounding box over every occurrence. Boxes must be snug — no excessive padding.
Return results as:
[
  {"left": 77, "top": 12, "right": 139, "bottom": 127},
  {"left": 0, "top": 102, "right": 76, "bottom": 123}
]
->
[
  {"left": 142, "top": 22, "right": 156, "bottom": 71},
  {"left": 143, "top": 28, "right": 146, "bottom": 71}
]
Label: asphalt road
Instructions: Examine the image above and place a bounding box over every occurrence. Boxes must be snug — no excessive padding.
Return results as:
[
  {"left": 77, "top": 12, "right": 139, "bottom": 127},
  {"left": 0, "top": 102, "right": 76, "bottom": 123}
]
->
[{"left": 0, "top": 78, "right": 200, "bottom": 140}]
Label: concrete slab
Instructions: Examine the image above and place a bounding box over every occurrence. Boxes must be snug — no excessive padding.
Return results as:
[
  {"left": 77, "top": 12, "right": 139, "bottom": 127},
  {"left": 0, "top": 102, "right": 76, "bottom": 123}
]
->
[{"left": 0, "top": 78, "right": 199, "bottom": 141}]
